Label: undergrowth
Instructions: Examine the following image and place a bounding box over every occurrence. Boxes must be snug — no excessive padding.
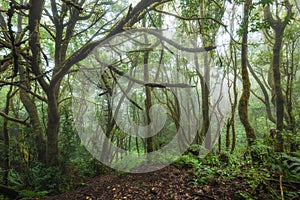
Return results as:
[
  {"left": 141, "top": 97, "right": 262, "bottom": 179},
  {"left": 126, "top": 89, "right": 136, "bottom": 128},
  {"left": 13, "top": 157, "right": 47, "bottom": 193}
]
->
[{"left": 174, "top": 142, "right": 300, "bottom": 200}]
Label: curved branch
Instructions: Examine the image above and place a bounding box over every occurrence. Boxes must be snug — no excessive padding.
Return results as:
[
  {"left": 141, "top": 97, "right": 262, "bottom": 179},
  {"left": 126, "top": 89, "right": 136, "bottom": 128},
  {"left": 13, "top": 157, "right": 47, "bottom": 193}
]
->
[
  {"left": 106, "top": 64, "right": 194, "bottom": 89},
  {"left": 0, "top": 111, "right": 29, "bottom": 126},
  {"left": 248, "top": 61, "right": 276, "bottom": 123},
  {"left": 264, "top": 5, "right": 276, "bottom": 28}
]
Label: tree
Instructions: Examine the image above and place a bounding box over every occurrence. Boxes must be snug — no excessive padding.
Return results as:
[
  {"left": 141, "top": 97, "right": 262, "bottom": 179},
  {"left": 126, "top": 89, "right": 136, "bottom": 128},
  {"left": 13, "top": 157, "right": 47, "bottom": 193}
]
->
[
  {"left": 264, "top": 0, "right": 293, "bottom": 152},
  {"left": 0, "top": 0, "right": 172, "bottom": 167}
]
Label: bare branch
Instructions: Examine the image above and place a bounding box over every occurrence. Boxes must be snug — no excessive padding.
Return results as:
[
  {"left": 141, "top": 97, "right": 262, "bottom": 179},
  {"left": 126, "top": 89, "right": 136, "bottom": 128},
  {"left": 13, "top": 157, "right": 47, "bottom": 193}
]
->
[{"left": 106, "top": 63, "right": 194, "bottom": 89}]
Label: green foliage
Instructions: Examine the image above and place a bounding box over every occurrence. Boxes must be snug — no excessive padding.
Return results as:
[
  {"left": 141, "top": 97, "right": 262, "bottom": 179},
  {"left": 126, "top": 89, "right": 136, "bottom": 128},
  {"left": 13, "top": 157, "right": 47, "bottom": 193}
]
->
[
  {"left": 194, "top": 165, "right": 215, "bottom": 184},
  {"left": 175, "top": 148, "right": 285, "bottom": 199},
  {"left": 218, "top": 154, "right": 277, "bottom": 198},
  {"left": 175, "top": 153, "right": 222, "bottom": 184},
  {"left": 179, "top": 0, "right": 199, "bottom": 17},
  {"left": 59, "top": 106, "right": 80, "bottom": 167},
  {"left": 201, "top": 153, "right": 221, "bottom": 166},
  {"left": 258, "top": 0, "right": 273, "bottom": 6},
  {"left": 7, "top": 169, "right": 23, "bottom": 186},
  {"left": 29, "top": 162, "right": 64, "bottom": 191},
  {"left": 70, "top": 156, "right": 104, "bottom": 178},
  {"left": 279, "top": 153, "right": 300, "bottom": 181},
  {"left": 237, "top": 191, "right": 256, "bottom": 200},
  {"left": 19, "top": 189, "right": 49, "bottom": 199},
  {"left": 112, "top": 153, "right": 147, "bottom": 172},
  {"left": 249, "top": 12, "right": 271, "bottom": 32},
  {"left": 173, "top": 154, "right": 199, "bottom": 168},
  {"left": 244, "top": 166, "right": 271, "bottom": 192},
  {"left": 246, "top": 139, "right": 273, "bottom": 163},
  {"left": 147, "top": 12, "right": 163, "bottom": 28},
  {"left": 174, "top": 154, "right": 212, "bottom": 184},
  {"left": 282, "top": 130, "right": 300, "bottom": 152}
]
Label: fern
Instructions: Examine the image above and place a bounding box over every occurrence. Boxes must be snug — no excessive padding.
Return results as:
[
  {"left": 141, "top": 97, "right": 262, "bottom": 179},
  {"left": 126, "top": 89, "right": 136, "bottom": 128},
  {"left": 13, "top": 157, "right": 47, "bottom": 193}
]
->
[{"left": 280, "top": 153, "right": 300, "bottom": 180}]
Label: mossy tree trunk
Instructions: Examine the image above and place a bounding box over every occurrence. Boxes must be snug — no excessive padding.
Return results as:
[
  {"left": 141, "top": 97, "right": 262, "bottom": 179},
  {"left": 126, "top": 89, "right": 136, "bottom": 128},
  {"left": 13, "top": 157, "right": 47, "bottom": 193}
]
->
[
  {"left": 144, "top": 50, "right": 155, "bottom": 153},
  {"left": 19, "top": 74, "right": 46, "bottom": 163},
  {"left": 2, "top": 86, "right": 13, "bottom": 185},
  {"left": 238, "top": 0, "right": 257, "bottom": 147},
  {"left": 285, "top": 42, "right": 297, "bottom": 151}
]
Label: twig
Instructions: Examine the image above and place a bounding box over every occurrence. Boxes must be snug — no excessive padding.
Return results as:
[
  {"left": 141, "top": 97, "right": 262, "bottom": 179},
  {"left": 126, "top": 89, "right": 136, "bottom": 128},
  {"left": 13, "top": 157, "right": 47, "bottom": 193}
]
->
[{"left": 280, "top": 175, "right": 284, "bottom": 200}]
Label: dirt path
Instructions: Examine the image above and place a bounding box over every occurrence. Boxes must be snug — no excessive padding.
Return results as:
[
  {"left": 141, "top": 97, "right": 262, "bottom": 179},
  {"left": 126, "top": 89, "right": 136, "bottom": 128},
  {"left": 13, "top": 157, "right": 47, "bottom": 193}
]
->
[{"left": 40, "top": 165, "right": 275, "bottom": 200}]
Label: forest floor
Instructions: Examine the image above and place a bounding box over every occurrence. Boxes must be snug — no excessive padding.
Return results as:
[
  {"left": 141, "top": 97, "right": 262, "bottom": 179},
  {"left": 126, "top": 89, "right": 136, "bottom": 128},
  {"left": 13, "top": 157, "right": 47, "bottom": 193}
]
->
[{"left": 39, "top": 164, "right": 285, "bottom": 200}]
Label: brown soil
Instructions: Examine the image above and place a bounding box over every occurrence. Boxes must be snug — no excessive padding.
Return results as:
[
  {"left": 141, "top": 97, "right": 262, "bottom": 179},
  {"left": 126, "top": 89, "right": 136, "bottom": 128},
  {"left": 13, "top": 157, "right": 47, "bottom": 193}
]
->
[{"left": 39, "top": 165, "right": 281, "bottom": 200}]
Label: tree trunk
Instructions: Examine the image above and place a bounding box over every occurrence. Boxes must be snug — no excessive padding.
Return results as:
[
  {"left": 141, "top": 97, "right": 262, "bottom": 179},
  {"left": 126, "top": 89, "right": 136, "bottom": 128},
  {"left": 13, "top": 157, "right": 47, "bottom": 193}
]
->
[
  {"left": 142, "top": 18, "right": 154, "bottom": 154},
  {"left": 2, "top": 86, "right": 13, "bottom": 185},
  {"left": 201, "top": 53, "right": 211, "bottom": 150},
  {"left": 238, "top": 0, "right": 257, "bottom": 147},
  {"left": 27, "top": 0, "right": 48, "bottom": 163},
  {"left": 228, "top": 4, "right": 238, "bottom": 154},
  {"left": 272, "top": 32, "right": 285, "bottom": 151},
  {"left": 46, "top": 88, "right": 60, "bottom": 167},
  {"left": 19, "top": 66, "right": 46, "bottom": 163},
  {"left": 285, "top": 42, "right": 297, "bottom": 151},
  {"left": 231, "top": 123, "right": 236, "bottom": 153},
  {"left": 144, "top": 50, "right": 155, "bottom": 153},
  {"left": 225, "top": 119, "right": 231, "bottom": 151}
]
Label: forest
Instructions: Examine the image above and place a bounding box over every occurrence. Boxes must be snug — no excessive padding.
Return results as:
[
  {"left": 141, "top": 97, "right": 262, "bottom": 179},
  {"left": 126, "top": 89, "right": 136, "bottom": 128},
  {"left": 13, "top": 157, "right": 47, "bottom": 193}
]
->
[{"left": 0, "top": 0, "right": 300, "bottom": 199}]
